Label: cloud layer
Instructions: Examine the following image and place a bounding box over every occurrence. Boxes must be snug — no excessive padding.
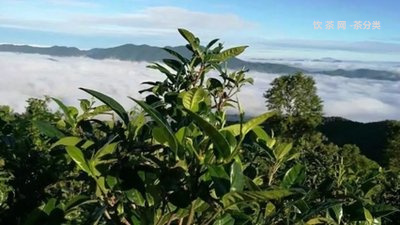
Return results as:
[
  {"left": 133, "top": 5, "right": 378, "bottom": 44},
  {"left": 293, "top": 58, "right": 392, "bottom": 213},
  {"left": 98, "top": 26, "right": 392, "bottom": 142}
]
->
[
  {"left": 250, "top": 57, "right": 400, "bottom": 73},
  {"left": 0, "top": 6, "right": 253, "bottom": 38},
  {"left": 260, "top": 39, "right": 400, "bottom": 54},
  {"left": 1, "top": 52, "right": 399, "bottom": 122}
]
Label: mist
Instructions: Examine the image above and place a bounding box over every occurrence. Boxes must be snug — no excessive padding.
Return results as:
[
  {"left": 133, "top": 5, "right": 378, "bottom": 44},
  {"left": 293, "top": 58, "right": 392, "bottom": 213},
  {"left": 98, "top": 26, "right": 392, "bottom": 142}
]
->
[{"left": 1, "top": 52, "right": 399, "bottom": 122}]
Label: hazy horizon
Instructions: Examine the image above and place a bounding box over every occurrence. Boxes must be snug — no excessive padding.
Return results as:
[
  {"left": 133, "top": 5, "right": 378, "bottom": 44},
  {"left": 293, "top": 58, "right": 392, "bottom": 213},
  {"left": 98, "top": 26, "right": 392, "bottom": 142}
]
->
[
  {"left": 1, "top": 0, "right": 400, "bottom": 61},
  {"left": 1, "top": 52, "right": 399, "bottom": 123}
]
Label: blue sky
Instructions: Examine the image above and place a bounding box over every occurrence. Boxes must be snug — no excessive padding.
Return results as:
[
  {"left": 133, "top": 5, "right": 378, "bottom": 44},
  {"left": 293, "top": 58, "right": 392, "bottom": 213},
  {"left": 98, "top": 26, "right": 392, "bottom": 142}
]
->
[{"left": 1, "top": 0, "right": 400, "bottom": 60}]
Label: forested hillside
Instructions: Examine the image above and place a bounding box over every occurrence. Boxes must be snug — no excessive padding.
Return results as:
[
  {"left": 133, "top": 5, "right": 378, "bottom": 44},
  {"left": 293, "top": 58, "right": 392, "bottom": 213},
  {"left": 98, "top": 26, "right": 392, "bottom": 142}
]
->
[{"left": 319, "top": 118, "right": 394, "bottom": 165}]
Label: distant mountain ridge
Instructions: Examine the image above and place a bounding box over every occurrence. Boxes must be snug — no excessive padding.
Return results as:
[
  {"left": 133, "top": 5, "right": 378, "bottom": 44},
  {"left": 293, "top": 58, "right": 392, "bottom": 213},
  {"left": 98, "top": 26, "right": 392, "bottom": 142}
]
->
[{"left": 1, "top": 44, "right": 399, "bottom": 81}]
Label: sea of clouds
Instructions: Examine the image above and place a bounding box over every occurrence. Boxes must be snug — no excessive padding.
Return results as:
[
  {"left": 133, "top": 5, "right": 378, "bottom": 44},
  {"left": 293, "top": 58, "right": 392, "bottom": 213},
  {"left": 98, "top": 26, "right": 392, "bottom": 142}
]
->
[
  {"left": 1, "top": 52, "right": 399, "bottom": 122},
  {"left": 249, "top": 57, "right": 400, "bottom": 73}
]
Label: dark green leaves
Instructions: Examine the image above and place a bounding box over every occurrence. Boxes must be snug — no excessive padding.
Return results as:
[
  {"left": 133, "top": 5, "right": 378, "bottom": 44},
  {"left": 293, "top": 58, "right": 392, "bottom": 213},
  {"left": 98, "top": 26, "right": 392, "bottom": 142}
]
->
[
  {"left": 52, "top": 97, "right": 75, "bottom": 126},
  {"left": 163, "top": 47, "right": 189, "bottom": 63},
  {"left": 33, "top": 120, "right": 64, "bottom": 138},
  {"left": 80, "top": 88, "right": 129, "bottom": 125},
  {"left": 178, "top": 28, "right": 198, "bottom": 48},
  {"left": 178, "top": 28, "right": 202, "bottom": 57},
  {"left": 222, "top": 189, "right": 293, "bottom": 209},
  {"left": 186, "top": 110, "right": 231, "bottom": 159},
  {"left": 63, "top": 195, "right": 95, "bottom": 213},
  {"left": 130, "top": 98, "right": 178, "bottom": 153}
]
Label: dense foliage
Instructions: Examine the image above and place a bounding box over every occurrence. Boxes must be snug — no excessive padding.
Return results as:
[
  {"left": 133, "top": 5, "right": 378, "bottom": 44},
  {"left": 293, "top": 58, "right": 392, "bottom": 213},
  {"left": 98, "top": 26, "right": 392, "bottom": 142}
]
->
[
  {"left": 263, "top": 72, "right": 323, "bottom": 139},
  {"left": 0, "top": 29, "right": 399, "bottom": 225},
  {"left": 318, "top": 118, "right": 393, "bottom": 165}
]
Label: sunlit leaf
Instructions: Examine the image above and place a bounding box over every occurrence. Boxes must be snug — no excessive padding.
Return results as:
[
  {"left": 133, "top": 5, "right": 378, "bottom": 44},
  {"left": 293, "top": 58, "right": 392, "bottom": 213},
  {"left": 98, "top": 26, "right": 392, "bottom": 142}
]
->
[
  {"left": 210, "top": 46, "right": 248, "bottom": 62},
  {"left": 65, "top": 146, "right": 92, "bottom": 176},
  {"left": 181, "top": 88, "right": 208, "bottom": 112},
  {"left": 93, "top": 142, "right": 118, "bottom": 163},
  {"left": 126, "top": 189, "right": 146, "bottom": 207},
  {"left": 213, "top": 213, "right": 235, "bottom": 225},
  {"left": 230, "top": 161, "right": 244, "bottom": 192},
  {"left": 281, "top": 164, "right": 305, "bottom": 188}
]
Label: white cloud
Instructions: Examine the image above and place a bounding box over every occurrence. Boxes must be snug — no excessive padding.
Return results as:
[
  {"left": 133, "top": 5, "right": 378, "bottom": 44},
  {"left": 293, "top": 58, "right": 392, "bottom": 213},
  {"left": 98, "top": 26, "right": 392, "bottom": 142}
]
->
[
  {"left": 250, "top": 57, "right": 400, "bottom": 73},
  {"left": 76, "top": 7, "right": 252, "bottom": 30},
  {"left": 0, "top": 52, "right": 399, "bottom": 122},
  {"left": 260, "top": 39, "right": 400, "bottom": 54},
  {"left": 45, "top": 0, "right": 99, "bottom": 7},
  {"left": 0, "top": 53, "right": 162, "bottom": 112},
  {"left": 0, "top": 0, "right": 99, "bottom": 7},
  {"left": 0, "top": 6, "right": 254, "bottom": 38}
]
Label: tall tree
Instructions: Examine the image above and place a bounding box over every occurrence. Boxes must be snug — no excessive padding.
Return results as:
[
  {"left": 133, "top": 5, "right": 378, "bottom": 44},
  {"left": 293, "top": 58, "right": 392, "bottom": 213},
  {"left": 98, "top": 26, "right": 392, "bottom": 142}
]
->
[{"left": 263, "top": 72, "right": 323, "bottom": 138}]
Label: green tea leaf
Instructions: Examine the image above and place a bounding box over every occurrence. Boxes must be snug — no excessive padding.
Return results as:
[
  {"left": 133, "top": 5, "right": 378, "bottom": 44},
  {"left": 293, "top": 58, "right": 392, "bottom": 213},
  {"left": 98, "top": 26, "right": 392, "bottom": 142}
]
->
[
  {"left": 93, "top": 142, "right": 118, "bottom": 162},
  {"left": 265, "top": 202, "right": 276, "bottom": 217},
  {"left": 230, "top": 161, "right": 245, "bottom": 192},
  {"left": 64, "top": 195, "right": 96, "bottom": 213},
  {"left": 65, "top": 146, "right": 92, "bottom": 176},
  {"left": 33, "top": 120, "right": 64, "bottom": 138},
  {"left": 213, "top": 214, "right": 235, "bottom": 225},
  {"left": 242, "top": 112, "right": 275, "bottom": 137},
  {"left": 163, "top": 48, "right": 189, "bottom": 63},
  {"left": 364, "top": 208, "right": 374, "bottom": 224},
  {"left": 210, "top": 46, "right": 248, "bottom": 62},
  {"left": 51, "top": 136, "right": 82, "bottom": 149},
  {"left": 274, "top": 143, "right": 293, "bottom": 161},
  {"left": 252, "top": 126, "right": 275, "bottom": 148},
  {"left": 126, "top": 189, "right": 145, "bottom": 207},
  {"left": 80, "top": 88, "right": 129, "bottom": 125},
  {"left": 178, "top": 28, "right": 198, "bottom": 49},
  {"left": 331, "top": 204, "right": 343, "bottom": 224},
  {"left": 223, "top": 189, "right": 293, "bottom": 209},
  {"left": 186, "top": 110, "right": 231, "bottom": 159},
  {"left": 42, "top": 198, "right": 57, "bottom": 215},
  {"left": 131, "top": 98, "right": 178, "bottom": 153},
  {"left": 153, "top": 126, "right": 170, "bottom": 145},
  {"left": 281, "top": 164, "right": 305, "bottom": 188},
  {"left": 221, "top": 112, "right": 275, "bottom": 140},
  {"left": 52, "top": 97, "right": 75, "bottom": 126},
  {"left": 181, "top": 88, "right": 208, "bottom": 112}
]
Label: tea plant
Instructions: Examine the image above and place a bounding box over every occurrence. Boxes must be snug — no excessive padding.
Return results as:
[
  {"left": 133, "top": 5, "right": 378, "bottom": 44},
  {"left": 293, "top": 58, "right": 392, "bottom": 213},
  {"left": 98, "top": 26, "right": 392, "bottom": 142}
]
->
[{"left": 0, "top": 29, "right": 397, "bottom": 225}]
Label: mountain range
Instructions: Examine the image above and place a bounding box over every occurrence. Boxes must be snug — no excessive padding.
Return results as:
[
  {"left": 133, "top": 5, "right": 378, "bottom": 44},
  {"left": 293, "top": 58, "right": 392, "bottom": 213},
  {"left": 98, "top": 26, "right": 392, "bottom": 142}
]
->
[{"left": 1, "top": 44, "right": 399, "bottom": 81}]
